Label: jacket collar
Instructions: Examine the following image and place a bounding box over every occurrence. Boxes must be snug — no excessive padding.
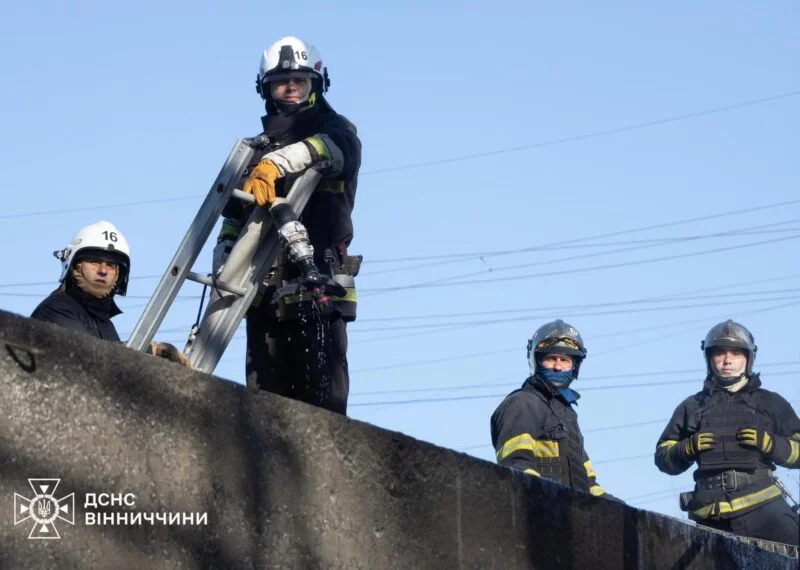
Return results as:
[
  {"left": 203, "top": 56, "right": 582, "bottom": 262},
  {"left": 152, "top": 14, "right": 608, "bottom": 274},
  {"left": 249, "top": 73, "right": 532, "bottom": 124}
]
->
[
  {"left": 65, "top": 285, "right": 122, "bottom": 320},
  {"left": 701, "top": 372, "right": 762, "bottom": 395},
  {"left": 523, "top": 374, "right": 581, "bottom": 404}
]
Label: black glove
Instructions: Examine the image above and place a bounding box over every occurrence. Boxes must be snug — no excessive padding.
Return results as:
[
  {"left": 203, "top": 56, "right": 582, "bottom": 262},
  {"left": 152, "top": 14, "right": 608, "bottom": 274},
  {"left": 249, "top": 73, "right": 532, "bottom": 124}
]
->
[
  {"left": 736, "top": 427, "right": 774, "bottom": 456},
  {"left": 679, "top": 432, "right": 717, "bottom": 460}
]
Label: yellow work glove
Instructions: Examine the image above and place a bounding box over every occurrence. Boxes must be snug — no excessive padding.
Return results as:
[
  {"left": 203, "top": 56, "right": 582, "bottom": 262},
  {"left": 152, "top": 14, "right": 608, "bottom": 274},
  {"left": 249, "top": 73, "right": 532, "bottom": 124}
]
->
[
  {"left": 681, "top": 432, "right": 716, "bottom": 460},
  {"left": 148, "top": 341, "right": 192, "bottom": 368},
  {"left": 243, "top": 160, "right": 282, "bottom": 207},
  {"left": 736, "top": 427, "right": 774, "bottom": 456}
]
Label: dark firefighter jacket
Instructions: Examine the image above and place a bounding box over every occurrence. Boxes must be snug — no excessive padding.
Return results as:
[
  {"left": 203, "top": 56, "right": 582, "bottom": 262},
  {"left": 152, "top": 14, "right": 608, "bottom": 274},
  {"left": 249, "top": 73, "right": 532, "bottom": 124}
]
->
[
  {"left": 655, "top": 374, "right": 800, "bottom": 521},
  {"left": 31, "top": 286, "right": 122, "bottom": 341},
  {"left": 490, "top": 375, "right": 608, "bottom": 497},
  {"left": 221, "top": 103, "right": 362, "bottom": 321}
]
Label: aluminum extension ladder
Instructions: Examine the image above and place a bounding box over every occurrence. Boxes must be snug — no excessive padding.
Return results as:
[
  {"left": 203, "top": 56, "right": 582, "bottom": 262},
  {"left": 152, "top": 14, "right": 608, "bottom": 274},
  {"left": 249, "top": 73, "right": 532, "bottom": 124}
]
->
[{"left": 125, "top": 138, "right": 321, "bottom": 373}]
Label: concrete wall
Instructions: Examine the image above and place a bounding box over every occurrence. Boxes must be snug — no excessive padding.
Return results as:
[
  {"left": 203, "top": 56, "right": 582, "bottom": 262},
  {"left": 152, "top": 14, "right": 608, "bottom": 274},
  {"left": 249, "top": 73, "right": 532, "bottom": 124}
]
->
[{"left": 0, "top": 310, "right": 796, "bottom": 569}]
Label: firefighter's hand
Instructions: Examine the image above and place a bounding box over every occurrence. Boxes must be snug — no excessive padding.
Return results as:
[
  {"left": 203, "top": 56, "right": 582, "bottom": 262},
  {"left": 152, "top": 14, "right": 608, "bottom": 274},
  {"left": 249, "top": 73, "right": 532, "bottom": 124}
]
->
[
  {"left": 681, "top": 432, "right": 717, "bottom": 459},
  {"left": 149, "top": 341, "right": 192, "bottom": 368},
  {"left": 736, "top": 427, "right": 774, "bottom": 456},
  {"left": 243, "top": 159, "right": 282, "bottom": 207}
]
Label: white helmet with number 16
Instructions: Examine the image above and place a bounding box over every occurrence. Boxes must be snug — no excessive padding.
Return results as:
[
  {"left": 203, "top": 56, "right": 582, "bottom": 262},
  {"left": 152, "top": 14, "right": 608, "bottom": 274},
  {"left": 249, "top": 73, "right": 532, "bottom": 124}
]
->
[
  {"left": 256, "top": 36, "right": 330, "bottom": 101},
  {"left": 53, "top": 220, "right": 131, "bottom": 296}
]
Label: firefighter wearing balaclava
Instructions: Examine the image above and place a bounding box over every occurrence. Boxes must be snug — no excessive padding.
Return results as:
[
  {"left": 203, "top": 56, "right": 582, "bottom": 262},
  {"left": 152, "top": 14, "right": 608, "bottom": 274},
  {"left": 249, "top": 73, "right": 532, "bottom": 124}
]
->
[
  {"left": 655, "top": 320, "right": 800, "bottom": 545},
  {"left": 213, "top": 36, "right": 361, "bottom": 415},
  {"left": 491, "top": 320, "right": 617, "bottom": 499},
  {"left": 32, "top": 221, "right": 190, "bottom": 366}
]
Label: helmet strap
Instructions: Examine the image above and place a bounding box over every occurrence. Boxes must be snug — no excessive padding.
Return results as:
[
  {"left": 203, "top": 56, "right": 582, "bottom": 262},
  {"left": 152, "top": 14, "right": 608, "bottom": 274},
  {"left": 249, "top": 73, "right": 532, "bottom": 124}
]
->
[{"left": 710, "top": 371, "right": 748, "bottom": 388}]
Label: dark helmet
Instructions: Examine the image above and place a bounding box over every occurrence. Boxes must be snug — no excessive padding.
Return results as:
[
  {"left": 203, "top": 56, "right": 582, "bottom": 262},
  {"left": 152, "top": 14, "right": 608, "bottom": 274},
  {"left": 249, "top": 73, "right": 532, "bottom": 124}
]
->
[
  {"left": 527, "top": 319, "right": 587, "bottom": 379},
  {"left": 701, "top": 319, "right": 757, "bottom": 376}
]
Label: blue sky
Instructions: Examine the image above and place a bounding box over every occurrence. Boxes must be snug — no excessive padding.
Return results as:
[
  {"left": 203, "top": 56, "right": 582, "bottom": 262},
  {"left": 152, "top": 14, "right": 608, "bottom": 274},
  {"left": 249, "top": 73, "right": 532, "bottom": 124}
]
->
[{"left": 1, "top": 1, "right": 799, "bottom": 521}]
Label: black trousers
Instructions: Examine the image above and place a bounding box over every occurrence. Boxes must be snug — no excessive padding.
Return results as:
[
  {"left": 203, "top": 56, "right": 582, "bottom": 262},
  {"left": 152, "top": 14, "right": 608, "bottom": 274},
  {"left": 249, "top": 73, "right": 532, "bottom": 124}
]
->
[
  {"left": 245, "top": 312, "right": 349, "bottom": 415},
  {"left": 699, "top": 497, "right": 799, "bottom": 546}
]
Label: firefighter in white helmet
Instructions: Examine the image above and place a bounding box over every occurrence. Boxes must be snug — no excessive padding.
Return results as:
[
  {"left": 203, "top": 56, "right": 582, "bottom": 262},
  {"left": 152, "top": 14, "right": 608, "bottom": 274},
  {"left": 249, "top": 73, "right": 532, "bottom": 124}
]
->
[
  {"left": 214, "top": 36, "right": 362, "bottom": 415},
  {"left": 31, "top": 221, "right": 190, "bottom": 366}
]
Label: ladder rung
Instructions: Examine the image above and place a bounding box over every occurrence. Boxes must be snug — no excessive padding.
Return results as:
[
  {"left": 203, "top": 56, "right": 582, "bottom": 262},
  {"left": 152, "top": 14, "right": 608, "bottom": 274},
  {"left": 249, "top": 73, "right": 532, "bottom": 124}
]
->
[
  {"left": 231, "top": 189, "right": 255, "bottom": 203},
  {"left": 186, "top": 272, "right": 248, "bottom": 296}
]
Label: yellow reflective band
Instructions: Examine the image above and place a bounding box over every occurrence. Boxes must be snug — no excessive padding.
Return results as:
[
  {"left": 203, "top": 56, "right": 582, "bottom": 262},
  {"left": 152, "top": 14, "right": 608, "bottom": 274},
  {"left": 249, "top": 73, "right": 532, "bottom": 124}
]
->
[
  {"left": 523, "top": 468, "right": 541, "bottom": 477},
  {"left": 584, "top": 460, "right": 596, "bottom": 479},
  {"left": 220, "top": 221, "right": 242, "bottom": 238},
  {"left": 318, "top": 180, "right": 345, "bottom": 193},
  {"left": 791, "top": 432, "right": 800, "bottom": 442},
  {"left": 691, "top": 485, "right": 783, "bottom": 519},
  {"left": 589, "top": 485, "right": 606, "bottom": 497},
  {"left": 304, "top": 135, "right": 331, "bottom": 160},
  {"left": 496, "top": 433, "right": 560, "bottom": 461},
  {"left": 282, "top": 287, "right": 357, "bottom": 305},
  {"left": 788, "top": 439, "right": 800, "bottom": 465}
]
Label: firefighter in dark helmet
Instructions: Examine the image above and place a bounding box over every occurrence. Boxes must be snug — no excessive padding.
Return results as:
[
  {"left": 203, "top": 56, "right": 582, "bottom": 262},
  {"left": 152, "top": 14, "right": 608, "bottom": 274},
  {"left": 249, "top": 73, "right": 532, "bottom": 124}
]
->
[
  {"left": 490, "top": 320, "right": 615, "bottom": 498},
  {"left": 655, "top": 320, "right": 800, "bottom": 545}
]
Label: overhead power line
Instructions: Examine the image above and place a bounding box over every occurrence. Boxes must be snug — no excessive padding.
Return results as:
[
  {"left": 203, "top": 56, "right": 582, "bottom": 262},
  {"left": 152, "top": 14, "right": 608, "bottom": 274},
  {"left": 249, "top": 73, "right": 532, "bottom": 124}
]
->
[
  {"left": 350, "top": 361, "right": 800, "bottom": 396},
  {"left": 361, "top": 233, "right": 800, "bottom": 294},
  {"left": 365, "top": 199, "right": 800, "bottom": 267},
  {"left": 364, "top": 222, "right": 800, "bottom": 276},
  {"left": 363, "top": 89, "right": 800, "bottom": 175},
  {"left": 355, "top": 287, "right": 800, "bottom": 324},
  {"left": 350, "top": 294, "right": 800, "bottom": 334},
  {"left": 348, "top": 372, "right": 799, "bottom": 408},
  {"left": 3, "top": 90, "right": 798, "bottom": 220},
  {"left": 350, "top": 295, "right": 800, "bottom": 346},
  {"left": 1, "top": 200, "right": 797, "bottom": 292}
]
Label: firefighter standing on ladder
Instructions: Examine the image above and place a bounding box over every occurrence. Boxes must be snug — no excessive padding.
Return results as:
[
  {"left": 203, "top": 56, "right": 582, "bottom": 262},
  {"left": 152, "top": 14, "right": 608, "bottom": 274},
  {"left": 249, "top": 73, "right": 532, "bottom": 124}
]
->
[{"left": 214, "top": 36, "right": 361, "bottom": 415}]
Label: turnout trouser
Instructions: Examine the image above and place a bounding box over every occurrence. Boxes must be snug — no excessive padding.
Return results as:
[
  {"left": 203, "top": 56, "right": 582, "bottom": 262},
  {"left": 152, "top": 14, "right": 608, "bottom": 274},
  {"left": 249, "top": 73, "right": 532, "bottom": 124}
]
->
[
  {"left": 699, "top": 497, "right": 800, "bottom": 546},
  {"left": 246, "top": 312, "right": 349, "bottom": 415}
]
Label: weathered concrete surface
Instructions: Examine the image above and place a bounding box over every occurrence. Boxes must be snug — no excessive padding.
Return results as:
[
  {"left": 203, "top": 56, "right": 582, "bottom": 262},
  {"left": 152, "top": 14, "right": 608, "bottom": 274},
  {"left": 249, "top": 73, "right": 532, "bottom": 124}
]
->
[{"left": 0, "top": 309, "right": 796, "bottom": 570}]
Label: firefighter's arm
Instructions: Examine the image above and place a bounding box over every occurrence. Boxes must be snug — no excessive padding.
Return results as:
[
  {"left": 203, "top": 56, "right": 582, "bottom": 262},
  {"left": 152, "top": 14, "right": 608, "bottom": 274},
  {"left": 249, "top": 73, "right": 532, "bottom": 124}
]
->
[
  {"left": 738, "top": 396, "right": 800, "bottom": 468},
  {"left": 581, "top": 448, "right": 609, "bottom": 498},
  {"left": 491, "top": 397, "right": 549, "bottom": 478},
  {"left": 654, "top": 403, "right": 705, "bottom": 475},
  {"left": 240, "top": 133, "right": 345, "bottom": 206},
  {"left": 776, "top": 395, "right": 800, "bottom": 468},
  {"left": 260, "top": 133, "right": 346, "bottom": 178},
  {"left": 319, "top": 114, "right": 361, "bottom": 180}
]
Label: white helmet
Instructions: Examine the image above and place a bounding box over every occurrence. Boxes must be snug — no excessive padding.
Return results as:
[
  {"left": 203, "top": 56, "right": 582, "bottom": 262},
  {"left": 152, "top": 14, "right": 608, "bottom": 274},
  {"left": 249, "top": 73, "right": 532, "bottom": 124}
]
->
[
  {"left": 256, "top": 36, "right": 329, "bottom": 101},
  {"left": 54, "top": 221, "right": 131, "bottom": 296}
]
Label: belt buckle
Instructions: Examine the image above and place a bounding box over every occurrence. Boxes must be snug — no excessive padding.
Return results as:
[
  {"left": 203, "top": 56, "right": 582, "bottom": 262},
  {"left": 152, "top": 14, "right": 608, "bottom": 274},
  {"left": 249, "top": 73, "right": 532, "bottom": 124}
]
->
[{"left": 721, "top": 471, "right": 737, "bottom": 491}]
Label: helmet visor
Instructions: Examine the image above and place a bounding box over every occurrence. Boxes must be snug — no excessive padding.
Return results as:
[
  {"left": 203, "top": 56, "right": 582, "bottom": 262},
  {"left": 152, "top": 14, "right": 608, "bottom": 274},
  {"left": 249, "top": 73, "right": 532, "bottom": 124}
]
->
[
  {"left": 262, "top": 70, "right": 317, "bottom": 83},
  {"left": 74, "top": 248, "right": 127, "bottom": 268},
  {"left": 535, "top": 336, "right": 585, "bottom": 357}
]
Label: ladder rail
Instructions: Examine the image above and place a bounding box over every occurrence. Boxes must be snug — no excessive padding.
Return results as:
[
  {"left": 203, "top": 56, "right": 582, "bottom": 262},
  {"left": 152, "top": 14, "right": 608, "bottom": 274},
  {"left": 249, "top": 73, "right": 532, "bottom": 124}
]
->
[
  {"left": 188, "top": 167, "right": 323, "bottom": 374},
  {"left": 125, "top": 140, "right": 254, "bottom": 352}
]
